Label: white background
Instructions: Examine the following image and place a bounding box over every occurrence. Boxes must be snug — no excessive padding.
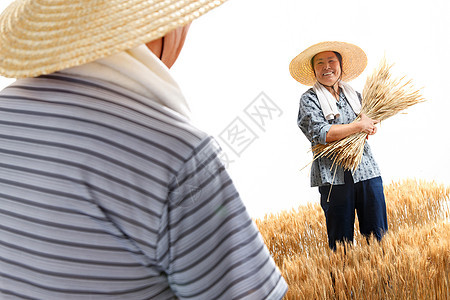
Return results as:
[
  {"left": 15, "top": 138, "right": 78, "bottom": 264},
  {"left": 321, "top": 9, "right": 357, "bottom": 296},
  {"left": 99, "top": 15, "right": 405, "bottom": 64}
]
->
[{"left": 1, "top": 0, "right": 449, "bottom": 218}]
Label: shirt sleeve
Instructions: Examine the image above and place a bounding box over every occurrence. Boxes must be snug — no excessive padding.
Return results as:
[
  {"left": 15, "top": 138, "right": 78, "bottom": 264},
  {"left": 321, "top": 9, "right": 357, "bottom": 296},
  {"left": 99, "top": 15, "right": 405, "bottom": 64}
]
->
[
  {"left": 297, "top": 89, "right": 331, "bottom": 145},
  {"left": 159, "top": 137, "right": 288, "bottom": 299}
]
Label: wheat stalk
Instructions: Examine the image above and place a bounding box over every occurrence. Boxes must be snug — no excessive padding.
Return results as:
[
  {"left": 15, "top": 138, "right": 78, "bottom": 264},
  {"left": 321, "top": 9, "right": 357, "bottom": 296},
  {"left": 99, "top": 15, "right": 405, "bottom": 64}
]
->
[
  {"left": 312, "top": 58, "right": 425, "bottom": 172},
  {"left": 255, "top": 180, "right": 450, "bottom": 300}
]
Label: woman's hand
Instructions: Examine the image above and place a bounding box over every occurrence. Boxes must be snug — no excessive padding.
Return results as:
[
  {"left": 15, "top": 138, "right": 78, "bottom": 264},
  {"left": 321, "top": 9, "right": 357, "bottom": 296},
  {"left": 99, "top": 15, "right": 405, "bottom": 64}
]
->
[
  {"left": 358, "top": 113, "right": 379, "bottom": 135},
  {"left": 326, "top": 113, "right": 379, "bottom": 143}
]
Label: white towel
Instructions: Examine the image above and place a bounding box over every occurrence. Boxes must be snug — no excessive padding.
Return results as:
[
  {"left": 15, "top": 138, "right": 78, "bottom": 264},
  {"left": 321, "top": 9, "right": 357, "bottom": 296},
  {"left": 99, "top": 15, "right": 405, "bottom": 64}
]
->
[
  {"left": 61, "top": 44, "right": 191, "bottom": 118},
  {"left": 313, "top": 81, "right": 361, "bottom": 120}
]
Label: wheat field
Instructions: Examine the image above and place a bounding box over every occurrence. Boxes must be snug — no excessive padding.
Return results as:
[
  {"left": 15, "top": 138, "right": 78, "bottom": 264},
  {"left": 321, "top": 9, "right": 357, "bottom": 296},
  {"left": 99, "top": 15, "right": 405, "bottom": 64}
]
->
[{"left": 255, "top": 179, "right": 449, "bottom": 299}]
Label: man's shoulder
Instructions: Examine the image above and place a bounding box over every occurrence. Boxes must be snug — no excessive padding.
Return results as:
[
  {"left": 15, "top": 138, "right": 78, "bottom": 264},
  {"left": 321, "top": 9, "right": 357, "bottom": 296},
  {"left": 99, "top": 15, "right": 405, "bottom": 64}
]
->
[{"left": 6, "top": 73, "right": 210, "bottom": 160}]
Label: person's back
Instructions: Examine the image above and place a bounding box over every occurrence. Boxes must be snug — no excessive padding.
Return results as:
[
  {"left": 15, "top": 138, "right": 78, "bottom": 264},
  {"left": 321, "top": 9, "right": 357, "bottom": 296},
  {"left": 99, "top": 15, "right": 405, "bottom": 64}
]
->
[{"left": 0, "top": 73, "right": 287, "bottom": 299}]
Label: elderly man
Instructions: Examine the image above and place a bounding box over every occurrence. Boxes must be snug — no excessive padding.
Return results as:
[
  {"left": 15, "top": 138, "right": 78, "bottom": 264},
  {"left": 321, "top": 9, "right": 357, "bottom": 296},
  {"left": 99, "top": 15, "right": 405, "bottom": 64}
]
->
[{"left": 0, "top": 0, "right": 287, "bottom": 298}]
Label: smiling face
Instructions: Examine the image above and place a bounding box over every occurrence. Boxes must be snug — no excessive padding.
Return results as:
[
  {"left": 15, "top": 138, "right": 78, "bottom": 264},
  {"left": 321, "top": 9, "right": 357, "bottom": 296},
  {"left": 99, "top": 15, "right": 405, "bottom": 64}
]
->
[{"left": 312, "top": 51, "right": 342, "bottom": 86}]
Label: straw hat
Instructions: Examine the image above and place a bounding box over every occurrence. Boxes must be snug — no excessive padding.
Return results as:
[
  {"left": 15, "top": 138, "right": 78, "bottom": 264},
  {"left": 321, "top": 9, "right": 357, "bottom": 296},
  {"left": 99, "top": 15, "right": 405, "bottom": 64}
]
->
[
  {"left": 289, "top": 41, "right": 367, "bottom": 86},
  {"left": 0, "top": 0, "right": 227, "bottom": 78}
]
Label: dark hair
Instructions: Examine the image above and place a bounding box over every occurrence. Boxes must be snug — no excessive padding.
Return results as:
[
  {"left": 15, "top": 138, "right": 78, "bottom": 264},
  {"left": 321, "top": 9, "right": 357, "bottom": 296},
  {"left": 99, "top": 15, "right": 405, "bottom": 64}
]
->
[{"left": 310, "top": 51, "right": 344, "bottom": 79}]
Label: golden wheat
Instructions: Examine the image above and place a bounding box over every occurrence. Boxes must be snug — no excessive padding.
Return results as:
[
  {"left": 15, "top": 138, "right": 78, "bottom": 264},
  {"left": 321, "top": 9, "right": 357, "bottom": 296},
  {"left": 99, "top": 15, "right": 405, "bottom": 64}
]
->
[
  {"left": 255, "top": 179, "right": 450, "bottom": 299},
  {"left": 312, "top": 59, "right": 425, "bottom": 171}
]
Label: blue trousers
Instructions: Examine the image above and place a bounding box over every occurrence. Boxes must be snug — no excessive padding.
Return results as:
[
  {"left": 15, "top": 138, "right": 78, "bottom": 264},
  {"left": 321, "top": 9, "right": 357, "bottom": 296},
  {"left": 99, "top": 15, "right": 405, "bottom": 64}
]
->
[{"left": 319, "top": 172, "right": 388, "bottom": 250}]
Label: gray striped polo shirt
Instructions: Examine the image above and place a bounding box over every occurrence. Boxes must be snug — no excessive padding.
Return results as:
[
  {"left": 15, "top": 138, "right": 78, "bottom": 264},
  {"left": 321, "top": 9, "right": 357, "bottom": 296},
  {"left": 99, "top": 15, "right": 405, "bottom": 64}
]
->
[{"left": 0, "top": 73, "right": 287, "bottom": 299}]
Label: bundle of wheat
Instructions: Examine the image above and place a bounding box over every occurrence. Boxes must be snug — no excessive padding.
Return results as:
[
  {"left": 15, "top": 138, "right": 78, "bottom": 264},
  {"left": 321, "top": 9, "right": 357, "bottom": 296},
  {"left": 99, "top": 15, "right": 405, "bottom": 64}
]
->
[{"left": 312, "top": 59, "right": 425, "bottom": 171}]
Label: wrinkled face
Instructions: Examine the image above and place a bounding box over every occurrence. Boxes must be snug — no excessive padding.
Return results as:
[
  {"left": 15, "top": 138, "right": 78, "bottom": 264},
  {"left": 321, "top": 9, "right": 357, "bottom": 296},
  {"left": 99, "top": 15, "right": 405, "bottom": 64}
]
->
[{"left": 312, "top": 51, "right": 341, "bottom": 86}]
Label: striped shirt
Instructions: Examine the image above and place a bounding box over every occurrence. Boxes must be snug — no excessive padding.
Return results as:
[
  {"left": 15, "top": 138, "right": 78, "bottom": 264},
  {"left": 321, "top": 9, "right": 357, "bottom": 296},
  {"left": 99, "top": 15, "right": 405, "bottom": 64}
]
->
[{"left": 0, "top": 73, "right": 288, "bottom": 299}]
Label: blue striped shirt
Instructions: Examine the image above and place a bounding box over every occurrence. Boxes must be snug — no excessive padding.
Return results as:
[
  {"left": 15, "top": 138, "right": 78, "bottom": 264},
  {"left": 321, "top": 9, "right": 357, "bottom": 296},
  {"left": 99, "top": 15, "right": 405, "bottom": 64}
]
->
[{"left": 0, "top": 73, "right": 287, "bottom": 299}]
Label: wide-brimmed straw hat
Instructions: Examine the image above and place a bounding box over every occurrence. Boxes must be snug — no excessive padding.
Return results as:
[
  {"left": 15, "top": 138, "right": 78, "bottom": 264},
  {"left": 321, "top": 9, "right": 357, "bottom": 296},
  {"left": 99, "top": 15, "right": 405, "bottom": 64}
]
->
[
  {"left": 289, "top": 41, "right": 367, "bottom": 86},
  {"left": 0, "top": 0, "right": 227, "bottom": 78}
]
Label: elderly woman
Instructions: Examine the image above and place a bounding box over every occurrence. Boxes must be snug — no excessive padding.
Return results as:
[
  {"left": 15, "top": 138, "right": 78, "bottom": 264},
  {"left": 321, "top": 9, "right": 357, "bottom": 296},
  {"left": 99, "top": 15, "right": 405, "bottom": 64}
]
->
[
  {"left": 0, "top": 0, "right": 288, "bottom": 298},
  {"left": 290, "top": 41, "right": 388, "bottom": 250}
]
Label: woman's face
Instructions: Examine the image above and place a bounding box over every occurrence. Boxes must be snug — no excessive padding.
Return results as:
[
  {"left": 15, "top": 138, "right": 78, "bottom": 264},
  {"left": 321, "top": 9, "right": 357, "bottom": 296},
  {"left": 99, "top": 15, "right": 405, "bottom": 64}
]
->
[{"left": 312, "top": 51, "right": 341, "bottom": 86}]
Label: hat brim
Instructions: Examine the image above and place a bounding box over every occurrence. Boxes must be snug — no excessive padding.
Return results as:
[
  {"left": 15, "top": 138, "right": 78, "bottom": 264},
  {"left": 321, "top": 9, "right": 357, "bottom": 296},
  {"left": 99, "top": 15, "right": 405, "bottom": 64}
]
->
[
  {"left": 0, "top": 0, "right": 227, "bottom": 78},
  {"left": 289, "top": 41, "right": 367, "bottom": 86}
]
